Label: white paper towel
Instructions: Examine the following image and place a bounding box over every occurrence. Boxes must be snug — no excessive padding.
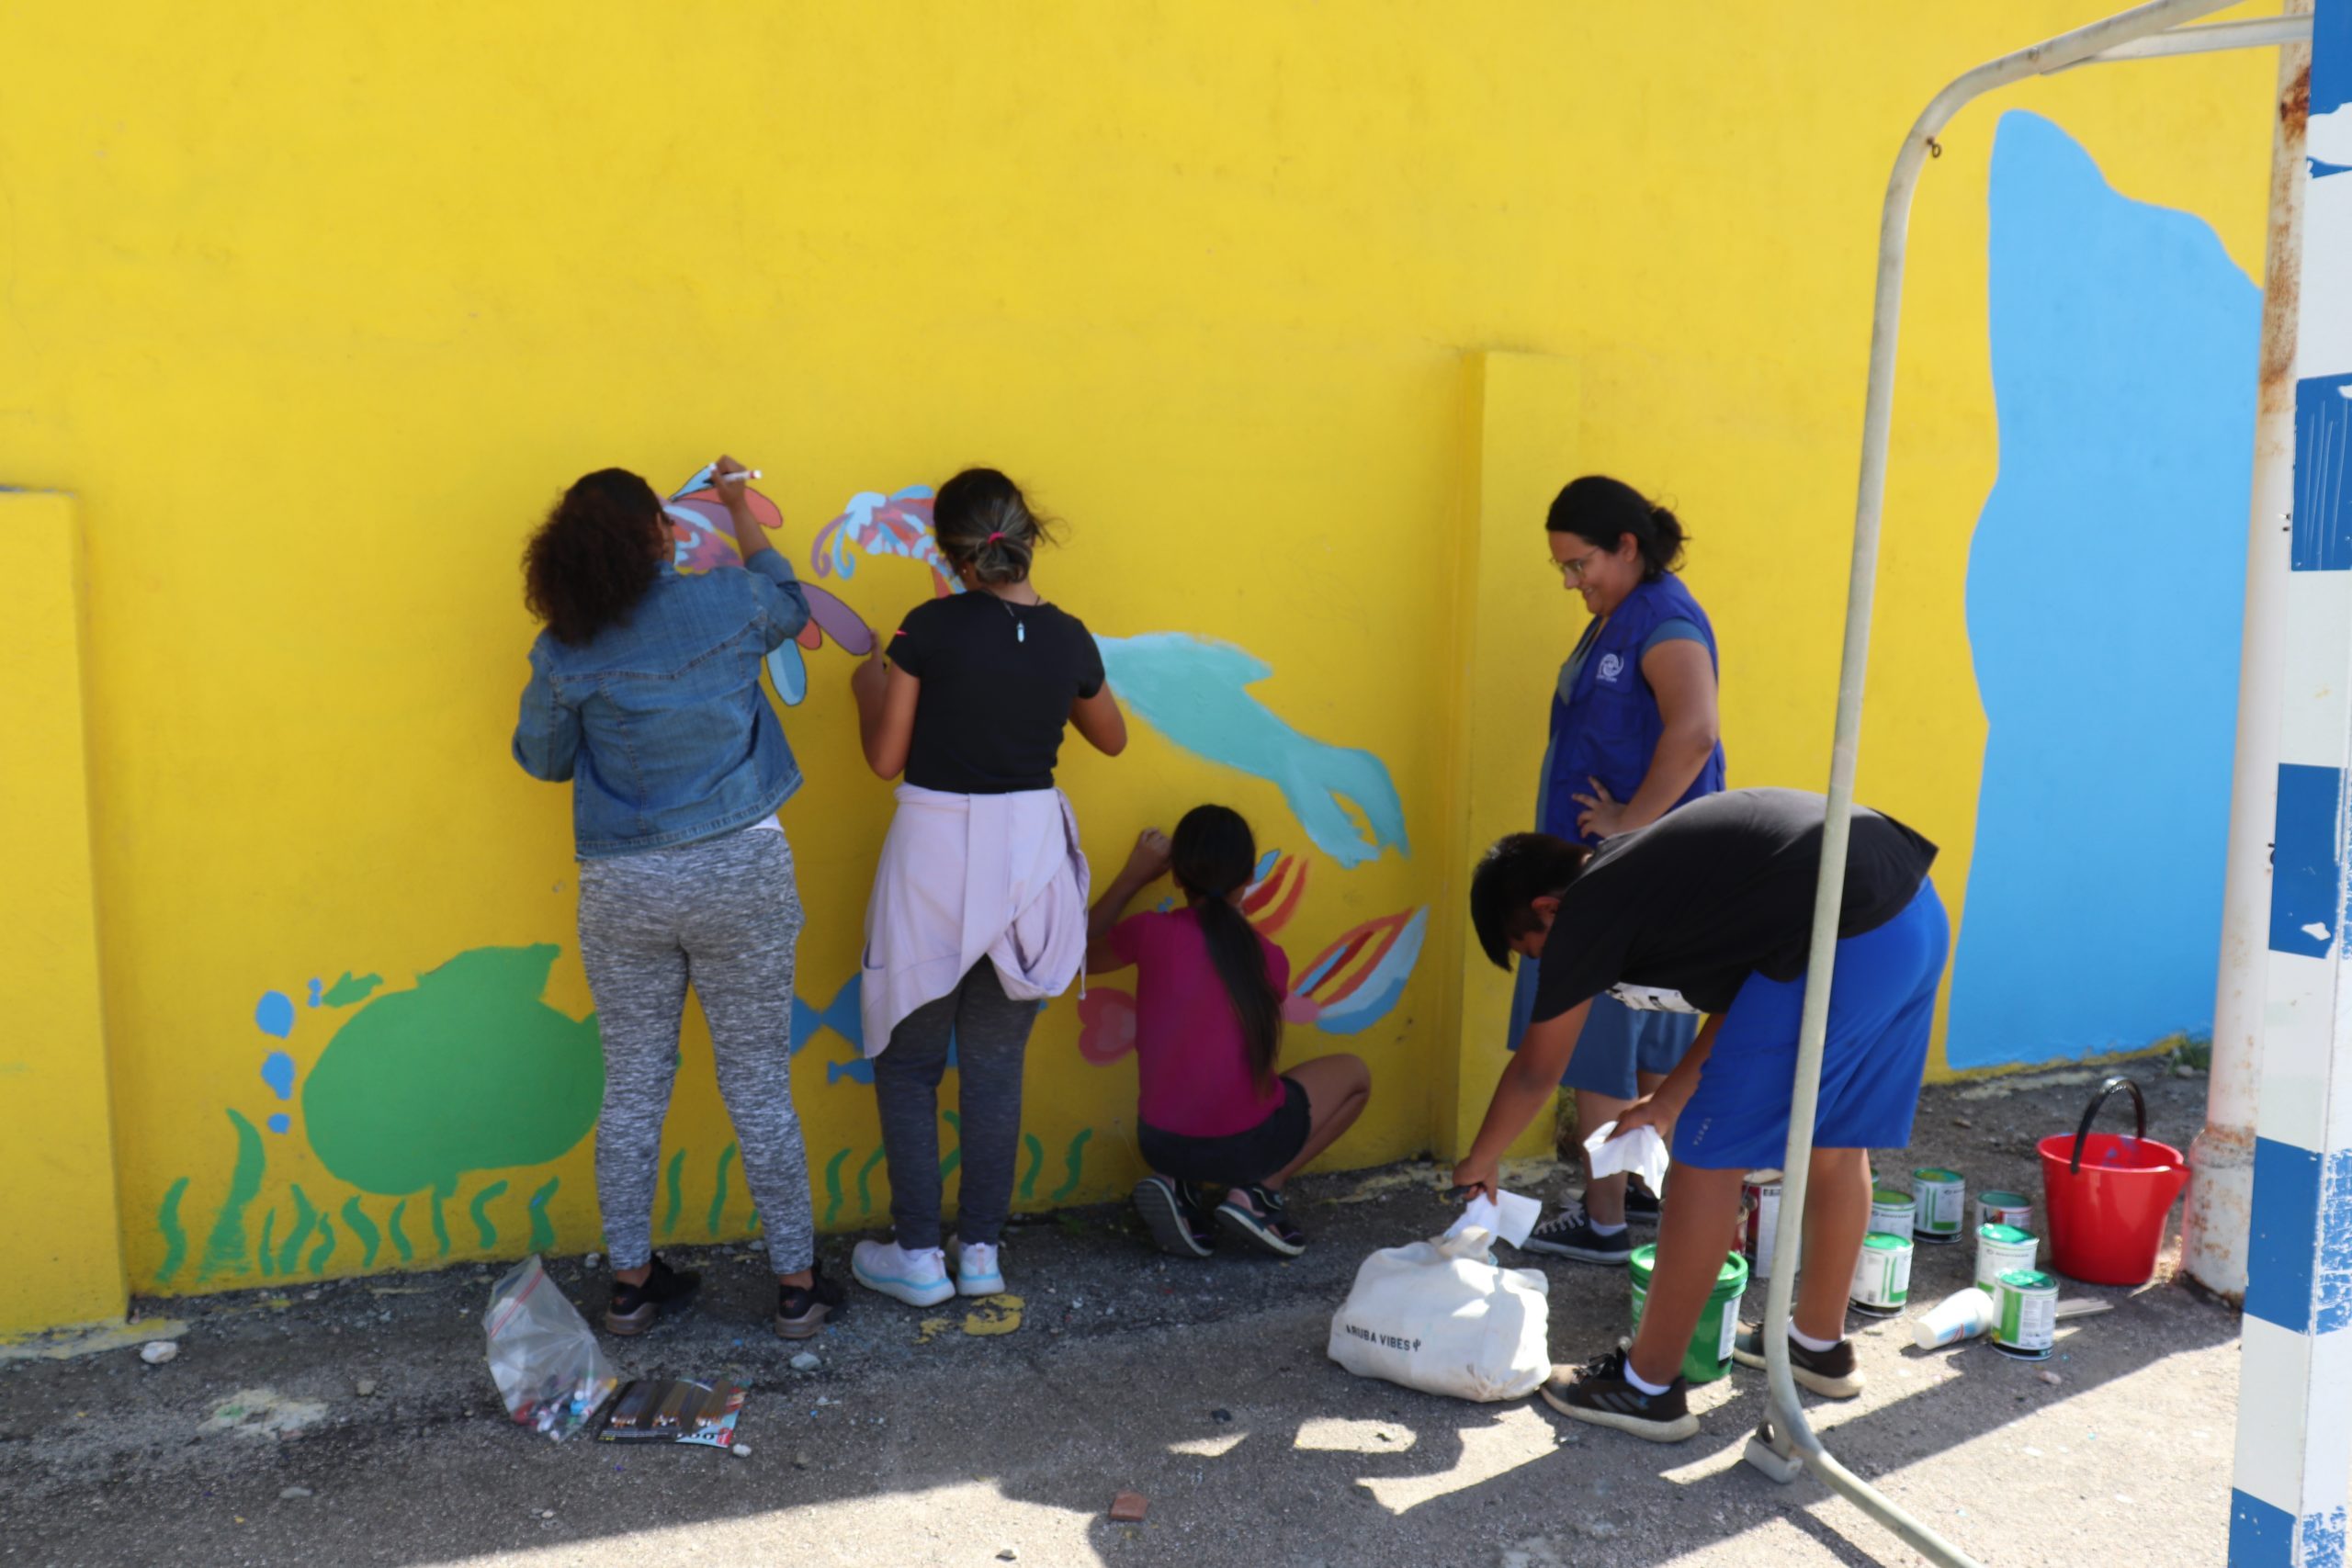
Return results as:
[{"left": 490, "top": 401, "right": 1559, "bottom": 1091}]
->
[
  {"left": 1441, "top": 1188, "right": 1542, "bottom": 1249},
  {"left": 1584, "top": 1120, "right": 1670, "bottom": 1196}
]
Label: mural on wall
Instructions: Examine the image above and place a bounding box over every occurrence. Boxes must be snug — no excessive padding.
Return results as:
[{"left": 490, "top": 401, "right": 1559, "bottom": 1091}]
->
[
  {"left": 155, "top": 478, "right": 1423, "bottom": 1294},
  {"left": 1943, "top": 111, "right": 2261, "bottom": 1069},
  {"left": 813, "top": 488, "right": 1410, "bottom": 869},
  {"left": 665, "top": 467, "right": 880, "bottom": 705}
]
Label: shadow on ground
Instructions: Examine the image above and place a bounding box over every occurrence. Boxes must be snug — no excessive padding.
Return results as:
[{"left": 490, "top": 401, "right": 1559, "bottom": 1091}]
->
[{"left": 0, "top": 1068, "right": 2237, "bottom": 1568}]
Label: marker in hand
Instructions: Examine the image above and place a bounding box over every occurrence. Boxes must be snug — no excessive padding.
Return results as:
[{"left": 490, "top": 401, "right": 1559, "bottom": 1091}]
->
[{"left": 716, "top": 468, "right": 762, "bottom": 484}]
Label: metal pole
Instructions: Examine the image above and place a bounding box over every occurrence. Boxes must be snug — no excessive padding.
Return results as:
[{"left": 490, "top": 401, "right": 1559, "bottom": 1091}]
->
[
  {"left": 2184, "top": 0, "right": 2312, "bottom": 1304},
  {"left": 1742, "top": 4, "right": 2293, "bottom": 1562},
  {"left": 2063, "top": 12, "right": 2318, "bottom": 63}
]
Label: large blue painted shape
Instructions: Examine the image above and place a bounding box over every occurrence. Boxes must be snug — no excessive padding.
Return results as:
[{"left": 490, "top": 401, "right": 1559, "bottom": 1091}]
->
[
  {"left": 1098, "top": 633, "right": 1408, "bottom": 868},
  {"left": 1944, "top": 112, "right": 2260, "bottom": 1070}
]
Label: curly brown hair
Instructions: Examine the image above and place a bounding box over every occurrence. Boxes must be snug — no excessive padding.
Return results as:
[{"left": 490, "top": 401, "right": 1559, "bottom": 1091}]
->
[{"left": 524, "top": 468, "right": 667, "bottom": 646}]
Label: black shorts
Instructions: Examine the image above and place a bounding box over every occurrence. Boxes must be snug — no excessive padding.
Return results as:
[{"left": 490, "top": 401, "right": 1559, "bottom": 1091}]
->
[{"left": 1137, "top": 1075, "right": 1312, "bottom": 1187}]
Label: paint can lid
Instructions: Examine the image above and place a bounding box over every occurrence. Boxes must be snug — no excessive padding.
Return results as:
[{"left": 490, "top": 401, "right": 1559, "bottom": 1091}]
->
[
  {"left": 1861, "top": 1232, "right": 1911, "bottom": 1252},
  {"left": 1978, "top": 1224, "right": 2034, "bottom": 1245},
  {"left": 1912, "top": 1168, "right": 1962, "bottom": 1182},
  {"left": 1871, "top": 1186, "right": 1912, "bottom": 1205},
  {"left": 1979, "top": 1190, "right": 2030, "bottom": 1207},
  {"left": 1997, "top": 1269, "right": 2056, "bottom": 1291}
]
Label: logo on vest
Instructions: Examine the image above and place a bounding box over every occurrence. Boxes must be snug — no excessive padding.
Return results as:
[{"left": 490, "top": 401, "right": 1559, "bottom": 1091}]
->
[{"left": 1598, "top": 652, "right": 1626, "bottom": 683}]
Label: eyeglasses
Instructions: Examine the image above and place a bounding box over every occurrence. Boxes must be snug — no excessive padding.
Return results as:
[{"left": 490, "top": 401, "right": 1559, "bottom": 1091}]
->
[{"left": 1553, "top": 547, "right": 1606, "bottom": 583}]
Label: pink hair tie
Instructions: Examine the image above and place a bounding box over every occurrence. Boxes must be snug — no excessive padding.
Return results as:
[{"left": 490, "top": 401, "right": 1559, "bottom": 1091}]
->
[{"left": 987, "top": 532, "right": 1005, "bottom": 544}]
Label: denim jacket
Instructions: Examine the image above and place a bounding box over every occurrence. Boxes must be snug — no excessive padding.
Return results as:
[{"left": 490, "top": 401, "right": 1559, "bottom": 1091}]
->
[{"left": 512, "top": 549, "right": 811, "bottom": 858}]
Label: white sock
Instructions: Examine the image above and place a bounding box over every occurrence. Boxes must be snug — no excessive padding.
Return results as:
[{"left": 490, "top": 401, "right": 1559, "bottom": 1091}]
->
[
  {"left": 1588, "top": 1220, "right": 1627, "bottom": 1237},
  {"left": 1623, "top": 1361, "right": 1673, "bottom": 1397},
  {"left": 1789, "top": 1324, "right": 1840, "bottom": 1353}
]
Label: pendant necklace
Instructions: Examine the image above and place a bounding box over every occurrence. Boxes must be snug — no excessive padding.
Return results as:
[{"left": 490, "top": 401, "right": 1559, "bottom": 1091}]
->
[{"left": 1000, "top": 594, "right": 1028, "bottom": 644}]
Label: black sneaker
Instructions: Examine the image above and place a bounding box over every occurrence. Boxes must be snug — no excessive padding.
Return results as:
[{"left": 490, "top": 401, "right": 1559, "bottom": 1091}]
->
[
  {"left": 1624, "top": 1181, "right": 1662, "bottom": 1226},
  {"left": 604, "top": 1255, "right": 700, "bottom": 1337},
  {"left": 775, "top": 1262, "right": 846, "bottom": 1340},
  {"left": 1539, "top": 1348, "right": 1699, "bottom": 1442},
  {"left": 1133, "top": 1176, "right": 1216, "bottom": 1258},
  {"left": 1521, "top": 1204, "right": 1635, "bottom": 1264},
  {"left": 1730, "top": 1322, "right": 1864, "bottom": 1398},
  {"left": 1215, "top": 1183, "right": 1306, "bottom": 1258}
]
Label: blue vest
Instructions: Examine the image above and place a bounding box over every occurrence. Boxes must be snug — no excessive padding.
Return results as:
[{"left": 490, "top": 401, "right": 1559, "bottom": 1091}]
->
[{"left": 1539, "top": 575, "right": 1727, "bottom": 847}]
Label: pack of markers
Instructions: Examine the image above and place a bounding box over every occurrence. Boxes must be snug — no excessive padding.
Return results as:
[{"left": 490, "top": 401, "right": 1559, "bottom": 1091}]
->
[{"left": 596, "top": 1379, "right": 748, "bottom": 1449}]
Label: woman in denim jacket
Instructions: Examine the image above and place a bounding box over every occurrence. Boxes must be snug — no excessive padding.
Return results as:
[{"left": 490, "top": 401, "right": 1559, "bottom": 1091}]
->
[{"left": 513, "top": 458, "right": 842, "bottom": 1340}]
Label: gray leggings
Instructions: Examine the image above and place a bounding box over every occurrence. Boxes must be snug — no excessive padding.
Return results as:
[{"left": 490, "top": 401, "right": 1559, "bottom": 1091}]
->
[
  {"left": 578, "top": 827, "right": 814, "bottom": 1275},
  {"left": 874, "top": 961, "right": 1040, "bottom": 1249}
]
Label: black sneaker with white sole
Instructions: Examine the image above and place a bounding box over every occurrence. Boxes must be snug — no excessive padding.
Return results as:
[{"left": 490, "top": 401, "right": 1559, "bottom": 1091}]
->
[
  {"left": 1623, "top": 1181, "right": 1662, "bottom": 1225},
  {"left": 1730, "top": 1323, "right": 1864, "bottom": 1398},
  {"left": 1215, "top": 1183, "right": 1306, "bottom": 1258},
  {"left": 1539, "top": 1348, "right": 1699, "bottom": 1443},
  {"left": 1520, "top": 1204, "right": 1635, "bottom": 1264},
  {"left": 1133, "top": 1176, "right": 1216, "bottom": 1258}
]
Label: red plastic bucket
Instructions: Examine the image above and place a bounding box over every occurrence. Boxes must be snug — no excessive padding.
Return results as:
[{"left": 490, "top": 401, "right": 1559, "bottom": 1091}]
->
[{"left": 2036, "top": 1076, "right": 2189, "bottom": 1286}]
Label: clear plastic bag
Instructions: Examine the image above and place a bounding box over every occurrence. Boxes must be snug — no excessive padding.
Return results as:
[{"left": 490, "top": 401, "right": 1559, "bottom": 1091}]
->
[{"left": 482, "top": 1255, "right": 619, "bottom": 1440}]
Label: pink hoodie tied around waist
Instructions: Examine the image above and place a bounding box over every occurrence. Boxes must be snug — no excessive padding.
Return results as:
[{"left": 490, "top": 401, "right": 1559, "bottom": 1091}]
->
[{"left": 859, "top": 783, "right": 1092, "bottom": 1056}]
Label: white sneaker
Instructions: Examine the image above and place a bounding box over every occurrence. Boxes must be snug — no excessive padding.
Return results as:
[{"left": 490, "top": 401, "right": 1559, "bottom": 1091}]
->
[
  {"left": 851, "top": 1238, "right": 954, "bottom": 1307},
  {"left": 947, "top": 1237, "right": 1006, "bottom": 1296}
]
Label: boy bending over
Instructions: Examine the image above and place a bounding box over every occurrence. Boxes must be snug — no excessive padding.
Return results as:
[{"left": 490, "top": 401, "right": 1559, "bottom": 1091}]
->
[{"left": 1451, "top": 788, "right": 1946, "bottom": 1442}]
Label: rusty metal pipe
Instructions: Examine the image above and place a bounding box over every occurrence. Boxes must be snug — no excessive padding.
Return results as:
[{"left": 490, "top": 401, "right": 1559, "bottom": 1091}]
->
[{"left": 2185, "top": 0, "right": 2312, "bottom": 1304}]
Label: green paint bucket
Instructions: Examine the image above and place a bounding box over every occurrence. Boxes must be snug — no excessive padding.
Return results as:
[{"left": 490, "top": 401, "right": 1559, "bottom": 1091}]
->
[{"left": 1629, "top": 1245, "right": 1749, "bottom": 1385}]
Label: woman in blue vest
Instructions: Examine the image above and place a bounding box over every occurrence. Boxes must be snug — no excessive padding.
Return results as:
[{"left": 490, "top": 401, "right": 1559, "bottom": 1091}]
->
[{"left": 1516, "top": 475, "right": 1725, "bottom": 1266}]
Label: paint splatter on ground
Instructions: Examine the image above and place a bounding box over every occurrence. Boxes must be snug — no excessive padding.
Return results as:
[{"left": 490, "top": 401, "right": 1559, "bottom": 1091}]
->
[
  {"left": 912, "top": 1295, "right": 1024, "bottom": 1344},
  {"left": 203, "top": 1387, "right": 329, "bottom": 1440}
]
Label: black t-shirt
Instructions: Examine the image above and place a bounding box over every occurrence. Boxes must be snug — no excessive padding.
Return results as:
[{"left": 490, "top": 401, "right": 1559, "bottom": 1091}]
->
[
  {"left": 888, "top": 592, "right": 1106, "bottom": 795},
  {"left": 1531, "top": 787, "right": 1939, "bottom": 1021}
]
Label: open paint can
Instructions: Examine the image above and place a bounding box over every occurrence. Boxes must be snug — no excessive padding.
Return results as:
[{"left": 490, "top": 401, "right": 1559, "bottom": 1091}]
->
[
  {"left": 1870, "top": 1185, "right": 1916, "bottom": 1238},
  {"left": 1992, "top": 1269, "right": 2059, "bottom": 1359},
  {"left": 1974, "top": 1223, "right": 2039, "bottom": 1291},
  {"left": 1976, "top": 1190, "right": 2032, "bottom": 1233},
  {"left": 1912, "top": 1168, "right": 1966, "bottom": 1244},
  {"left": 1849, "top": 1231, "right": 1913, "bottom": 1316}
]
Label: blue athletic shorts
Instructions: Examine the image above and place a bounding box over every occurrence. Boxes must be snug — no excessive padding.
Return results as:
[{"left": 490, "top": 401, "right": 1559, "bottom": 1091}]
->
[
  {"left": 1510, "top": 954, "right": 1701, "bottom": 1099},
  {"left": 1672, "top": 880, "right": 1950, "bottom": 1172}
]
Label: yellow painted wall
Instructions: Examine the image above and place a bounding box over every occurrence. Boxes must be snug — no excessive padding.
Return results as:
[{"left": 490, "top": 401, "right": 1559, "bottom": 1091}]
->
[
  {"left": 0, "top": 492, "right": 126, "bottom": 1331},
  {"left": 0, "top": 3, "right": 2283, "bottom": 1321}
]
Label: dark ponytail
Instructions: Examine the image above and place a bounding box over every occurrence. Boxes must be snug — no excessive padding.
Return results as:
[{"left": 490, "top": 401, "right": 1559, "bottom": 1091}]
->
[
  {"left": 1545, "top": 474, "right": 1689, "bottom": 581},
  {"left": 1171, "top": 805, "right": 1283, "bottom": 1093},
  {"left": 933, "top": 467, "right": 1059, "bottom": 588}
]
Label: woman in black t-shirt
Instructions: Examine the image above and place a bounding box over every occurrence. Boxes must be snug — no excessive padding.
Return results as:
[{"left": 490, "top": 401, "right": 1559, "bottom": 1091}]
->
[{"left": 845, "top": 468, "right": 1128, "bottom": 1311}]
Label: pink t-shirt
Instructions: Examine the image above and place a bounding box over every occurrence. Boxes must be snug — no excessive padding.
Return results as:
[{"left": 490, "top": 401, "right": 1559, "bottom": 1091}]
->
[{"left": 1105, "top": 908, "right": 1293, "bottom": 1139}]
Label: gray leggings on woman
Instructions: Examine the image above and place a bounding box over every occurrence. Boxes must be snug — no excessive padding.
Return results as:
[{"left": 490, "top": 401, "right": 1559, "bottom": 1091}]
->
[
  {"left": 578, "top": 826, "right": 815, "bottom": 1275},
  {"left": 874, "top": 961, "right": 1040, "bottom": 1249}
]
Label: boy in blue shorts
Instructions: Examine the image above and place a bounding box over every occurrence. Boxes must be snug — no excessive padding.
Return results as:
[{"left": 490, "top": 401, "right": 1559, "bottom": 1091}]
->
[{"left": 1452, "top": 787, "right": 1947, "bottom": 1443}]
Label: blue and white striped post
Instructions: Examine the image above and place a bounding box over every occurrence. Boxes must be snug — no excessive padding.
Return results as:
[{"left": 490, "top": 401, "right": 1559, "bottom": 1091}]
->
[{"left": 2233, "top": 3, "right": 2352, "bottom": 1560}]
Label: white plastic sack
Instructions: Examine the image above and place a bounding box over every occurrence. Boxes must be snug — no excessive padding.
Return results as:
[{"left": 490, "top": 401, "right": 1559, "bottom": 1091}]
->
[{"left": 1327, "top": 1227, "right": 1551, "bottom": 1403}]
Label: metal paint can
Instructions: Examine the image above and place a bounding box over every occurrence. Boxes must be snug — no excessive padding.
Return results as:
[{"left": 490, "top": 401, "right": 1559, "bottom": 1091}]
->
[
  {"left": 1849, "top": 1231, "right": 1913, "bottom": 1316},
  {"left": 1911, "top": 1168, "right": 1966, "bottom": 1244},
  {"left": 1976, "top": 1190, "right": 2033, "bottom": 1233},
  {"left": 1973, "top": 1223, "right": 2039, "bottom": 1291},
  {"left": 1992, "top": 1269, "right": 2059, "bottom": 1359},
  {"left": 1742, "top": 1172, "right": 1782, "bottom": 1281},
  {"left": 1869, "top": 1185, "right": 1916, "bottom": 1238}
]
